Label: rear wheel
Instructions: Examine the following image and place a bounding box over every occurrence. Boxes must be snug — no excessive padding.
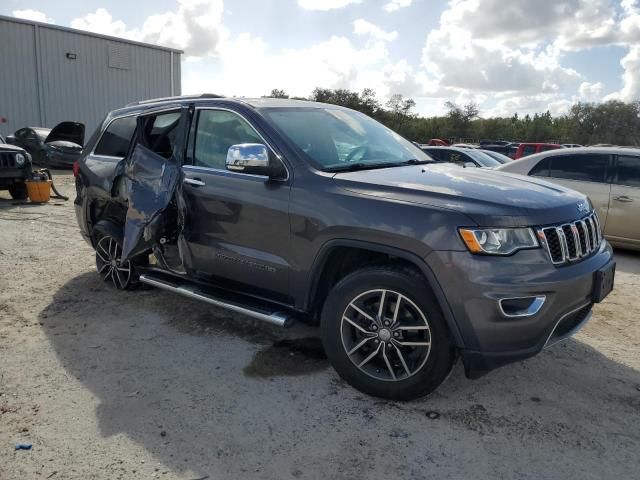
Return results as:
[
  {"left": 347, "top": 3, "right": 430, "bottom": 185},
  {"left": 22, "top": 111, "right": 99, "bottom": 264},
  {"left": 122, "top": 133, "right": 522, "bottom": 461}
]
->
[
  {"left": 321, "top": 266, "right": 456, "bottom": 400},
  {"left": 95, "top": 235, "right": 137, "bottom": 290},
  {"left": 8, "top": 182, "right": 28, "bottom": 200}
]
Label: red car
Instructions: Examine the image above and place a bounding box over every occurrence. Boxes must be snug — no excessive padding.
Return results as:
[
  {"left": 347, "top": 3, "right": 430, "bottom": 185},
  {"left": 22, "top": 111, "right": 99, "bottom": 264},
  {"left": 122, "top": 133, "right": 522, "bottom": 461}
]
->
[{"left": 514, "top": 143, "right": 563, "bottom": 159}]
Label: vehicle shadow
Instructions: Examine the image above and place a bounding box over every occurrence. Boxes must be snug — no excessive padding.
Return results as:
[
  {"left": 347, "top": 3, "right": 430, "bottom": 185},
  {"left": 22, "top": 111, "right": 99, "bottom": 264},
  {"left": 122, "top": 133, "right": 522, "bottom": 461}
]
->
[{"left": 40, "top": 272, "right": 640, "bottom": 479}]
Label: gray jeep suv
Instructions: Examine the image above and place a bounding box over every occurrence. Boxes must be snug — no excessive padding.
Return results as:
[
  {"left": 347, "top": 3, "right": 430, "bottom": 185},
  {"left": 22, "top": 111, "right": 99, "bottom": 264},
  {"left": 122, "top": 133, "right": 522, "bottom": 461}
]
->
[{"left": 74, "top": 95, "right": 615, "bottom": 400}]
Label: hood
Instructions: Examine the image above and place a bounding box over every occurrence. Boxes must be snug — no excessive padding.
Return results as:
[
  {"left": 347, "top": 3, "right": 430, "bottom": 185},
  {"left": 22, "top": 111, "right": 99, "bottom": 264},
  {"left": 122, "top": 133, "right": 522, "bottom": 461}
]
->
[
  {"left": 45, "top": 122, "right": 85, "bottom": 146},
  {"left": 333, "top": 164, "right": 591, "bottom": 227},
  {"left": 47, "top": 140, "right": 83, "bottom": 153},
  {"left": 0, "top": 143, "right": 27, "bottom": 153}
]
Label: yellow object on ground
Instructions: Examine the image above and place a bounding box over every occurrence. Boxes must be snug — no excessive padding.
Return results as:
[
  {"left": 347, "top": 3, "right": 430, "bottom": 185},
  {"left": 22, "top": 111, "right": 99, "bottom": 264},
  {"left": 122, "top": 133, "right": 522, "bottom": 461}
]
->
[{"left": 26, "top": 179, "right": 52, "bottom": 203}]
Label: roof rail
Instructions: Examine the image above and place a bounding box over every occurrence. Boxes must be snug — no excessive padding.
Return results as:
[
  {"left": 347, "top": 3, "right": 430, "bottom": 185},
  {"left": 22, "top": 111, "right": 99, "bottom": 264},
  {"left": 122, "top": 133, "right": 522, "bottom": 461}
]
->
[{"left": 126, "top": 93, "right": 225, "bottom": 107}]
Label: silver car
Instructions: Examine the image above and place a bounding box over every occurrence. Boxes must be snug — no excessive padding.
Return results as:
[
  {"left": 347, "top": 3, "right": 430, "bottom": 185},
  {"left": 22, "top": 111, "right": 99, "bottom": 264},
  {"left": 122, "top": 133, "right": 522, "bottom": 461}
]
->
[{"left": 497, "top": 147, "right": 640, "bottom": 250}]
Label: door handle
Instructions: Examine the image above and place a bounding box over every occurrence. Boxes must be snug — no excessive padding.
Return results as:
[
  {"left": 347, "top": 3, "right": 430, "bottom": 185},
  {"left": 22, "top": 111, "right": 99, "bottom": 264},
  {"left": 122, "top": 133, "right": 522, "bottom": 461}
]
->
[
  {"left": 614, "top": 195, "right": 633, "bottom": 203},
  {"left": 183, "top": 177, "right": 205, "bottom": 187}
]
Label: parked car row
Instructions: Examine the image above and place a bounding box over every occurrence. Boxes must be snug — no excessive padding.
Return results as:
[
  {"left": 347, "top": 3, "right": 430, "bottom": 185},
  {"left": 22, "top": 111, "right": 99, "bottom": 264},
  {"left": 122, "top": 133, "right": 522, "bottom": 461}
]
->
[{"left": 4, "top": 121, "right": 85, "bottom": 168}]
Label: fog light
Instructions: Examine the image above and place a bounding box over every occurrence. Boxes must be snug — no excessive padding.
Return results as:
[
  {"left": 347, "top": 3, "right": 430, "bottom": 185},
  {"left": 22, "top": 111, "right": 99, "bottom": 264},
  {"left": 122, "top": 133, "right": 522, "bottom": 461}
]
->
[{"left": 499, "top": 296, "right": 546, "bottom": 318}]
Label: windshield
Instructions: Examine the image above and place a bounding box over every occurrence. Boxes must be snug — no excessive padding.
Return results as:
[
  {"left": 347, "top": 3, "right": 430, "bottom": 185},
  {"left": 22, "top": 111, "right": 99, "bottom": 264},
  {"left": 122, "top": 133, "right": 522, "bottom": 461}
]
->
[
  {"left": 464, "top": 149, "right": 501, "bottom": 167},
  {"left": 262, "top": 107, "right": 431, "bottom": 170}
]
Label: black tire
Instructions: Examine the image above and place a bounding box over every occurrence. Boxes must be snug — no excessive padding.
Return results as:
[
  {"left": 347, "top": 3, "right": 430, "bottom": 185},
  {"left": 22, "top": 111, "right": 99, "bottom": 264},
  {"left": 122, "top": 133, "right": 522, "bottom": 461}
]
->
[
  {"left": 321, "top": 266, "right": 456, "bottom": 401},
  {"left": 8, "top": 182, "right": 28, "bottom": 200},
  {"left": 94, "top": 233, "right": 139, "bottom": 290}
]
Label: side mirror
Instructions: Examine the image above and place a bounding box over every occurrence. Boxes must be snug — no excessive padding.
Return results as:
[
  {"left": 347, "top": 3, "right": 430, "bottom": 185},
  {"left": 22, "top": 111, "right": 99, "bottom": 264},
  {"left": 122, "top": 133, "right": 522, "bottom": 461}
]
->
[
  {"left": 463, "top": 162, "right": 477, "bottom": 168},
  {"left": 5, "top": 135, "right": 15, "bottom": 144},
  {"left": 226, "top": 143, "right": 271, "bottom": 176}
]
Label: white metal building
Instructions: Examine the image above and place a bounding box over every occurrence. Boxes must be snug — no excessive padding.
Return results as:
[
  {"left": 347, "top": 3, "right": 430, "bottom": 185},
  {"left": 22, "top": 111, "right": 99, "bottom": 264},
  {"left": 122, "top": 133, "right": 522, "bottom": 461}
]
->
[{"left": 0, "top": 15, "right": 182, "bottom": 138}]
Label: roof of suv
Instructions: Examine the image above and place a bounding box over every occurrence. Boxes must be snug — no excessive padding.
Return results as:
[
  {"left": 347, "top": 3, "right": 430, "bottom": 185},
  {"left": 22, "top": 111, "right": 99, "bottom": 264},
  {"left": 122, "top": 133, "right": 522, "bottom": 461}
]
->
[{"left": 112, "top": 94, "right": 342, "bottom": 118}]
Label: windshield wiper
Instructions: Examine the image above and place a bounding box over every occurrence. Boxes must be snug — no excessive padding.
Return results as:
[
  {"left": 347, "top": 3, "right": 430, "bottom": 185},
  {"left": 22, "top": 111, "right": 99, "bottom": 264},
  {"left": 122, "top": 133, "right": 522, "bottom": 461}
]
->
[
  {"left": 323, "top": 162, "right": 402, "bottom": 172},
  {"left": 403, "top": 158, "right": 434, "bottom": 165}
]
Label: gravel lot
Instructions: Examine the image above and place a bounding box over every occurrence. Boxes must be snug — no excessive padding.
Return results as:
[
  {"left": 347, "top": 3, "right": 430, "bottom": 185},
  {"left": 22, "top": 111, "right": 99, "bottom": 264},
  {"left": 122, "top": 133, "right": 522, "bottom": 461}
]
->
[{"left": 1, "top": 171, "right": 639, "bottom": 480}]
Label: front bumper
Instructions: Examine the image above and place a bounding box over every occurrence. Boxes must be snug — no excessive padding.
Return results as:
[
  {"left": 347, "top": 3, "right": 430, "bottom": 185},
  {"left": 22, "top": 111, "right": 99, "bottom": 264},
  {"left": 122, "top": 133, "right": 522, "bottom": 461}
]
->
[
  {"left": 0, "top": 167, "right": 30, "bottom": 184},
  {"left": 426, "top": 241, "right": 614, "bottom": 377}
]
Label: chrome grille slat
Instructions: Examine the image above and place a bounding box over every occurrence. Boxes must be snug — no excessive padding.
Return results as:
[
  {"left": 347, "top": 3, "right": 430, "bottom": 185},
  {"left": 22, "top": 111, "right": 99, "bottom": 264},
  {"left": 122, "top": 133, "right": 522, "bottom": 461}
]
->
[{"left": 538, "top": 212, "right": 602, "bottom": 265}]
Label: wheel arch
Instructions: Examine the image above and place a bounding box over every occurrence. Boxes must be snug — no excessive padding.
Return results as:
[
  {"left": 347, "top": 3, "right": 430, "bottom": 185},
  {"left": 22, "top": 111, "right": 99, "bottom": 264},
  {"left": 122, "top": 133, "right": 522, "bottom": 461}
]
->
[{"left": 304, "top": 239, "right": 465, "bottom": 348}]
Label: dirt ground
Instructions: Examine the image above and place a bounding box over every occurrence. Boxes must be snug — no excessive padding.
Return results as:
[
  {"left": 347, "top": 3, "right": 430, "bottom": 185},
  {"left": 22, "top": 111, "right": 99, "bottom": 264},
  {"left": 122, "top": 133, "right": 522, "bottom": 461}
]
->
[{"left": 1, "top": 171, "right": 639, "bottom": 480}]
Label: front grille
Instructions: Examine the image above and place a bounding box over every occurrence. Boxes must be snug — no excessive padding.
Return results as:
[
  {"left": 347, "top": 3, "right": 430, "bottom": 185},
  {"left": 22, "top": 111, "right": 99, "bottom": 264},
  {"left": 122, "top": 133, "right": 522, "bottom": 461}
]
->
[
  {"left": 0, "top": 152, "right": 16, "bottom": 168},
  {"left": 538, "top": 212, "right": 602, "bottom": 265}
]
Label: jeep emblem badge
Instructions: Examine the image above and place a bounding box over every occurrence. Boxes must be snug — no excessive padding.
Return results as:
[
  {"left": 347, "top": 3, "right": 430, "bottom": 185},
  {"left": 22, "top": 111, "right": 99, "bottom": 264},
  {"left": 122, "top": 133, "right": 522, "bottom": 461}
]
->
[{"left": 577, "top": 201, "right": 589, "bottom": 214}]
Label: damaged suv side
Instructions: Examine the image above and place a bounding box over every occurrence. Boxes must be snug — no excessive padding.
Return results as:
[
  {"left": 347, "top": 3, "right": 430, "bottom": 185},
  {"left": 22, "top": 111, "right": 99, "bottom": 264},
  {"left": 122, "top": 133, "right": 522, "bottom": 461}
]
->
[{"left": 75, "top": 96, "right": 615, "bottom": 400}]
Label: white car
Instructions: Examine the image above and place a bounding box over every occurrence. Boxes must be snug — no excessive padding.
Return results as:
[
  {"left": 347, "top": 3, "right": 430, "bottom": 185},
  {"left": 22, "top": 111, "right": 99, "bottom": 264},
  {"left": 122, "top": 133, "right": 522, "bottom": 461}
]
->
[{"left": 497, "top": 147, "right": 640, "bottom": 251}]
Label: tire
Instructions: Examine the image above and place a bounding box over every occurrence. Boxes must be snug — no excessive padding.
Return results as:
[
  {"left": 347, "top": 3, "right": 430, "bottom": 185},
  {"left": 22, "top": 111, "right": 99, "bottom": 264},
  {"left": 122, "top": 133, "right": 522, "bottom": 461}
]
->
[
  {"left": 321, "top": 266, "right": 456, "bottom": 401},
  {"left": 8, "top": 182, "right": 28, "bottom": 200},
  {"left": 95, "top": 233, "right": 139, "bottom": 290}
]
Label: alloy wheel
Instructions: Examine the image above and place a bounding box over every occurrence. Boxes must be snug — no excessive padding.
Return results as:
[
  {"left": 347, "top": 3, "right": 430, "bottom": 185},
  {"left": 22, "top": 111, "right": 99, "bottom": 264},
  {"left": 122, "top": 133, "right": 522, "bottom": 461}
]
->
[
  {"left": 95, "top": 236, "right": 132, "bottom": 289},
  {"left": 340, "top": 289, "right": 432, "bottom": 381}
]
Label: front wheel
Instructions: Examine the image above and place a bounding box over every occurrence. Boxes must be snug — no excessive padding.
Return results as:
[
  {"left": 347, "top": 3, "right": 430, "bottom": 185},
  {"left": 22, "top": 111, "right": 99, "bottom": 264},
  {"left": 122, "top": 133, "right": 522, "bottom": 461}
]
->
[
  {"left": 321, "top": 266, "right": 456, "bottom": 400},
  {"left": 9, "top": 182, "right": 28, "bottom": 200},
  {"left": 95, "top": 234, "right": 138, "bottom": 290}
]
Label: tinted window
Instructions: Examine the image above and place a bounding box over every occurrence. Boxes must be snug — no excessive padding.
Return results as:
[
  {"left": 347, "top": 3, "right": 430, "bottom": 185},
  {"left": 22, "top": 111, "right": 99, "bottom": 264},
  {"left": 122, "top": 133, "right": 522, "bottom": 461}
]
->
[
  {"left": 193, "top": 110, "right": 262, "bottom": 169},
  {"left": 95, "top": 116, "right": 137, "bottom": 157},
  {"left": 615, "top": 155, "right": 640, "bottom": 187},
  {"left": 423, "top": 148, "right": 444, "bottom": 161},
  {"left": 529, "top": 157, "right": 550, "bottom": 176},
  {"left": 140, "top": 112, "right": 181, "bottom": 159},
  {"left": 439, "top": 150, "right": 471, "bottom": 166},
  {"left": 522, "top": 145, "right": 537, "bottom": 156},
  {"left": 549, "top": 154, "right": 609, "bottom": 183}
]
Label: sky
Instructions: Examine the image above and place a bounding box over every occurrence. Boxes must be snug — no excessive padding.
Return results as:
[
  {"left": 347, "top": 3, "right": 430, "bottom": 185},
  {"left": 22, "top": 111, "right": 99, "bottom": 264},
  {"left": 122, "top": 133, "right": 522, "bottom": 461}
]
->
[{"left": 2, "top": 0, "right": 639, "bottom": 117}]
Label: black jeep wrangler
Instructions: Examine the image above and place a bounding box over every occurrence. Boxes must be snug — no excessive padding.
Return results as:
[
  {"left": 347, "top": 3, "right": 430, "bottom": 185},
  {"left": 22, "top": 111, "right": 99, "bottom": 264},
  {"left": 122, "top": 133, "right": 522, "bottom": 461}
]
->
[
  {"left": 75, "top": 95, "right": 615, "bottom": 400},
  {"left": 0, "top": 135, "right": 31, "bottom": 200}
]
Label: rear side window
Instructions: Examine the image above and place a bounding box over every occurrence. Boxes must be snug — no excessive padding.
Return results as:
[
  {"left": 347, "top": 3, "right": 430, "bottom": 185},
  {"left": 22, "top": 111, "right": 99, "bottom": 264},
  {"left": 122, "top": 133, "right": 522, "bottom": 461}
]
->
[
  {"left": 615, "top": 155, "right": 640, "bottom": 187},
  {"left": 549, "top": 154, "right": 609, "bottom": 183},
  {"left": 95, "top": 116, "right": 137, "bottom": 158},
  {"left": 522, "top": 145, "right": 537, "bottom": 156},
  {"left": 529, "top": 157, "right": 550, "bottom": 177}
]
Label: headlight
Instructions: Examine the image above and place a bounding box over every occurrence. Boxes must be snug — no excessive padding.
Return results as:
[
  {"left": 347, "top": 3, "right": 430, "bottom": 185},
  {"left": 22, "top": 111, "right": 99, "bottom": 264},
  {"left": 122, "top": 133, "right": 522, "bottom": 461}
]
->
[
  {"left": 459, "top": 227, "right": 539, "bottom": 255},
  {"left": 15, "top": 153, "right": 25, "bottom": 167}
]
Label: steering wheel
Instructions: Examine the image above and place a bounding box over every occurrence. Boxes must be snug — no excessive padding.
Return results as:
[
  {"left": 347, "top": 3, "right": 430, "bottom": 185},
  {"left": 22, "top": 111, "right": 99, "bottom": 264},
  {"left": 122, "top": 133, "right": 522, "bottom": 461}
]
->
[{"left": 345, "top": 145, "right": 368, "bottom": 163}]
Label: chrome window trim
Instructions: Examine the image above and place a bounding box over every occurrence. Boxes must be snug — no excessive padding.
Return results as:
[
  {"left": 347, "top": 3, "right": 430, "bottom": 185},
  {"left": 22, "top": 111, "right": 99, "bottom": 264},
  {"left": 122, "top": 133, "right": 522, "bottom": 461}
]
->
[
  {"left": 189, "top": 106, "right": 290, "bottom": 182},
  {"left": 182, "top": 164, "right": 269, "bottom": 181},
  {"left": 89, "top": 111, "right": 140, "bottom": 159}
]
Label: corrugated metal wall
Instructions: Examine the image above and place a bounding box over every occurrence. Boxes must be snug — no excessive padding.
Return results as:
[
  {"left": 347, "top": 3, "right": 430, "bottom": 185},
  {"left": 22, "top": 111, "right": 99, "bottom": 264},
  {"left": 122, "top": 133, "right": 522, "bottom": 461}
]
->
[{"left": 0, "top": 16, "right": 182, "bottom": 138}]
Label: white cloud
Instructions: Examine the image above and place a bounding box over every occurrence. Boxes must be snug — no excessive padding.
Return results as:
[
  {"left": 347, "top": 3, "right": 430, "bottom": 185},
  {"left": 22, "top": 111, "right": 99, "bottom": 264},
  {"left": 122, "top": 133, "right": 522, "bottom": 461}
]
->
[
  {"left": 12, "top": 9, "right": 54, "bottom": 23},
  {"left": 298, "top": 0, "right": 362, "bottom": 10},
  {"left": 578, "top": 81, "right": 605, "bottom": 101},
  {"left": 383, "top": 0, "right": 413, "bottom": 12},
  {"left": 70, "top": 1, "right": 225, "bottom": 58},
  {"left": 606, "top": 45, "right": 640, "bottom": 101},
  {"left": 70, "top": 8, "right": 128, "bottom": 36},
  {"left": 353, "top": 19, "right": 398, "bottom": 42}
]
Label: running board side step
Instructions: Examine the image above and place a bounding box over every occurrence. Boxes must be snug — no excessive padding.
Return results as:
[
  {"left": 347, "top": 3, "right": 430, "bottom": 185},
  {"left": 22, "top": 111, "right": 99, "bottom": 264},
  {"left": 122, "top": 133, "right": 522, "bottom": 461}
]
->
[{"left": 139, "top": 273, "right": 294, "bottom": 328}]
